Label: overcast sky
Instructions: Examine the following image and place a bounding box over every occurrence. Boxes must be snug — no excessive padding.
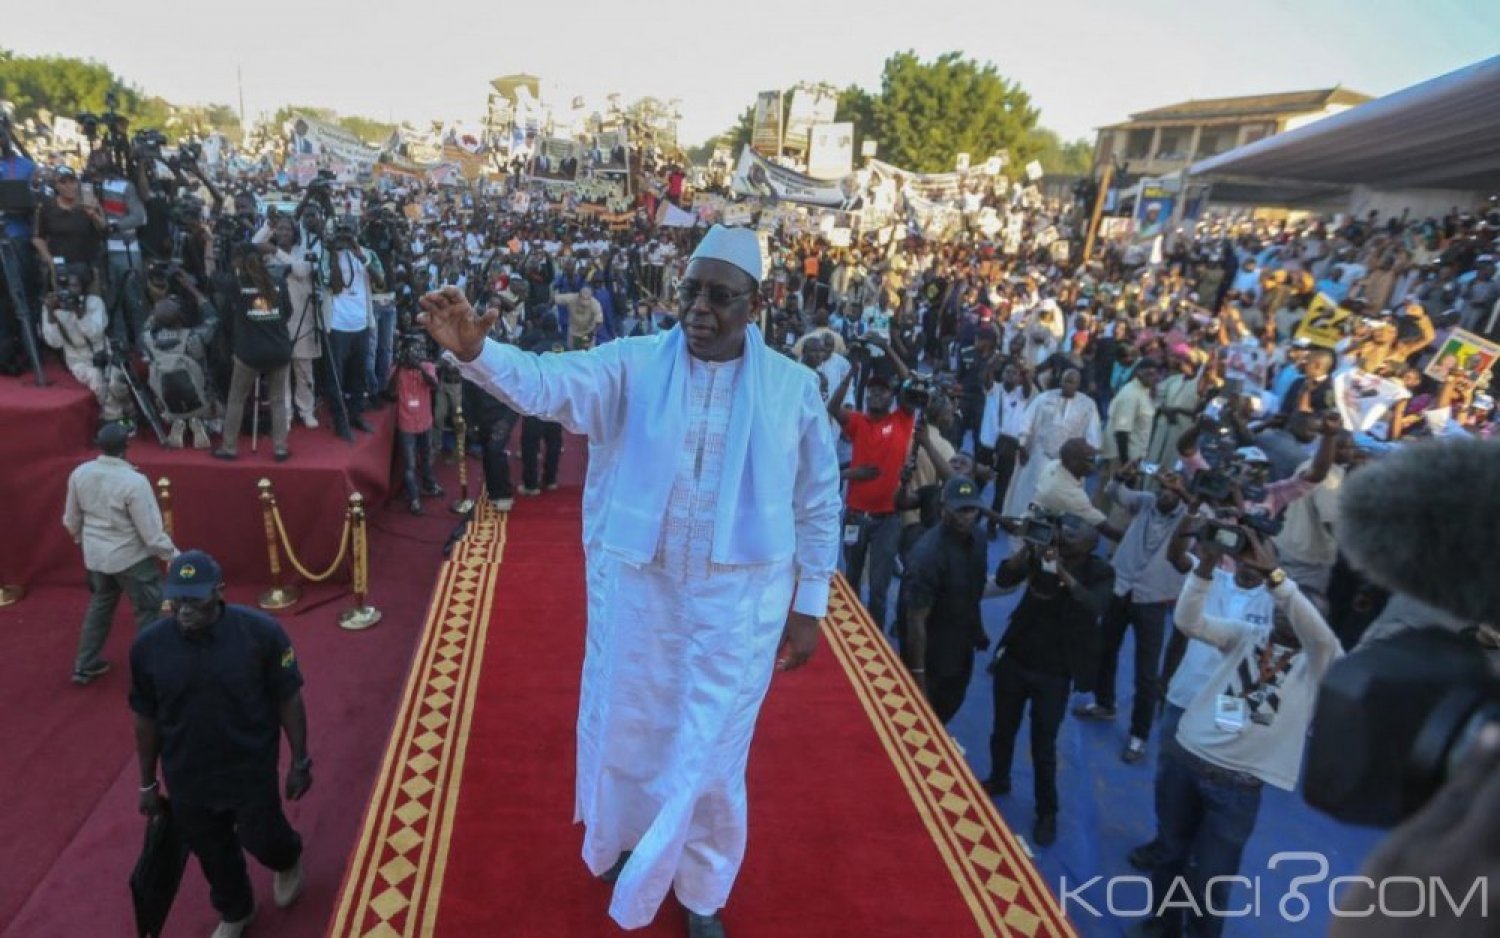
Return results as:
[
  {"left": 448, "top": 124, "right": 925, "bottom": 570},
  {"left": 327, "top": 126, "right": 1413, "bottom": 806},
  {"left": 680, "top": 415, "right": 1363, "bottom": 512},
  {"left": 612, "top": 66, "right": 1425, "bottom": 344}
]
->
[{"left": 7, "top": 0, "right": 1497, "bottom": 145}]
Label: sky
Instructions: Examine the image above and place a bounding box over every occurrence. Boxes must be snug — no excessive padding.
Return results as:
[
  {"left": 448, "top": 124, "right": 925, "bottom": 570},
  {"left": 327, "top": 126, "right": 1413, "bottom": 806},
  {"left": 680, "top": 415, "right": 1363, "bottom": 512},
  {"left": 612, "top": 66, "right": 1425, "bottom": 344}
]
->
[{"left": 6, "top": 0, "right": 1498, "bottom": 147}]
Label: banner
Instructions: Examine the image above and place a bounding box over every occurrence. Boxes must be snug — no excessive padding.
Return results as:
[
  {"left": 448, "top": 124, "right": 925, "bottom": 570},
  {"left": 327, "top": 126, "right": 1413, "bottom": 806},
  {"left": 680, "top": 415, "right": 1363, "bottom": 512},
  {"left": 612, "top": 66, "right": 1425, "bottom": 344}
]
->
[
  {"left": 1293, "top": 293, "right": 1352, "bottom": 349},
  {"left": 1424, "top": 328, "right": 1500, "bottom": 383},
  {"left": 807, "top": 122, "right": 854, "bottom": 180},
  {"left": 752, "top": 91, "right": 783, "bottom": 155},
  {"left": 591, "top": 128, "right": 630, "bottom": 174},
  {"left": 284, "top": 114, "right": 380, "bottom": 170},
  {"left": 528, "top": 137, "right": 581, "bottom": 182},
  {"left": 785, "top": 86, "right": 838, "bottom": 151},
  {"left": 865, "top": 159, "right": 979, "bottom": 204},
  {"left": 441, "top": 143, "right": 488, "bottom": 182},
  {"left": 656, "top": 200, "right": 698, "bottom": 228},
  {"left": 731, "top": 147, "right": 852, "bottom": 208}
]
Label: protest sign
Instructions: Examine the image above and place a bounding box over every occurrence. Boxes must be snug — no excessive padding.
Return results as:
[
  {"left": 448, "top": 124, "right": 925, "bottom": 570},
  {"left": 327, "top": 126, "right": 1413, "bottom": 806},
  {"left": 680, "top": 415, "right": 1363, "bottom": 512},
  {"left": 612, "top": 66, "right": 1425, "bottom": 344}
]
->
[
  {"left": 1293, "top": 293, "right": 1352, "bottom": 349},
  {"left": 528, "top": 137, "right": 581, "bottom": 182},
  {"left": 284, "top": 114, "right": 380, "bottom": 170},
  {"left": 722, "top": 203, "right": 755, "bottom": 226},
  {"left": 592, "top": 128, "right": 630, "bottom": 174},
  {"left": 807, "top": 122, "right": 854, "bottom": 180},
  {"left": 1334, "top": 369, "right": 1411, "bottom": 436},
  {"left": 955, "top": 153, "right": 971, "bottom": 172},
  {"left": 1024, "top": 160, "right": 1044, "bottom": 181},
  {"left": 752, "top": 91, "right": 782, "bottom": 154},
  {"left": 785, "top": 86, "right": 837, "bottom": 151},
  {"left": 1049, "top": 240, "right": 1071, "bottom": 263},
  {"left": 1424, "top": 328, "right": 1500, "bottom": 383}
]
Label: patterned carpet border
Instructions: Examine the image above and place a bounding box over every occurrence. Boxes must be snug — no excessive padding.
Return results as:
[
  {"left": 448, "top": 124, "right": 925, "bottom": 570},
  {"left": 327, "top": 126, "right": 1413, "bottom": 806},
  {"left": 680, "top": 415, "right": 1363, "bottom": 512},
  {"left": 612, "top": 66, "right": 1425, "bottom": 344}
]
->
[
  {"left": 327, "top": 506, "right": 507, "bottom": 938},
  {"left": 824, "top": 573, "right": 1077, "bottom": 938}
]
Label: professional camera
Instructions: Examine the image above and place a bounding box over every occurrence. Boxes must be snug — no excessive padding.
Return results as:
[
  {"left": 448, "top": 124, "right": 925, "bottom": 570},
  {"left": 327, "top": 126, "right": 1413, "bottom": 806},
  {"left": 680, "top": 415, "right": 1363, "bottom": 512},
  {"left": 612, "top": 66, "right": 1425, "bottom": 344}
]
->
[
  {"left": 1003, "top": 508, "right": 1064, "bottom": 548},
  {"left": 177, "top": 140, "right": 202, "bottom": 165},
  {"left": 134, "top": 129, "right": 168, "bottom": 153},
  {"left": 1300, "top": 440, "right": 1500, "bottom": 828},
  {"left": 899, "top": 375, "right": 933, "bottom": 409}
]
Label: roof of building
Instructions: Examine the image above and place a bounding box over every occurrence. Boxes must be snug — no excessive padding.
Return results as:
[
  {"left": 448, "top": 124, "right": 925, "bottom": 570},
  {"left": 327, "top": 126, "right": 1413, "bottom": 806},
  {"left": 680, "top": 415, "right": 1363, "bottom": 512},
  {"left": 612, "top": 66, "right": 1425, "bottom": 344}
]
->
[
  {"left": 1099, "top": 88, "right": 1373, "bottom": 130},
  {"left": 1191, "top": 56, "right": 1500, "bottom": 191}
]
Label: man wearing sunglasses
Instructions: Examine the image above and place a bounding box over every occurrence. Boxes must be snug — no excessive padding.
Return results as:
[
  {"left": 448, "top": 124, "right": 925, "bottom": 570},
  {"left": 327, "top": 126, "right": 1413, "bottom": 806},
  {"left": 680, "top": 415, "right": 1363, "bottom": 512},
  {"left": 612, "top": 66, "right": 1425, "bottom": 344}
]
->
[{"left": 419, "top": 225, "right": 841, "bottom": 938}]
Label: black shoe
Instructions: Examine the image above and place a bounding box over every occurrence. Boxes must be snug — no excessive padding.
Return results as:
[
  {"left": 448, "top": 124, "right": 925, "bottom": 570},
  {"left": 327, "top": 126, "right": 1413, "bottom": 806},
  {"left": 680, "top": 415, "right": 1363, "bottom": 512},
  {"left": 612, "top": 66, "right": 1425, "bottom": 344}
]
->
[
  {"left": 982, "top": 776, "right": 1011, "bottom": 796},
  {"left": 1128, "top": 840, "right": 1163, "bottom": 871},
  {"left": 274, "top": 447, "right": 291, "bottom": 463},
  {"left": 351, "top": 417, "right": 373, "bottom": 433},
  {"left": 686, "top": 910, "right": 727, "bottom": 938},
  {"left": 600, "top": 850, "right": 631, "bottom": 884},
  {"left": 1033, "top": 813, "right": 1057, "bottom": 847},
  {"left": 421, "top": 482, "right": 445, "bottom": 498},
  {"left": 212, "top": 448, "right": 238, "bottom": 461}
]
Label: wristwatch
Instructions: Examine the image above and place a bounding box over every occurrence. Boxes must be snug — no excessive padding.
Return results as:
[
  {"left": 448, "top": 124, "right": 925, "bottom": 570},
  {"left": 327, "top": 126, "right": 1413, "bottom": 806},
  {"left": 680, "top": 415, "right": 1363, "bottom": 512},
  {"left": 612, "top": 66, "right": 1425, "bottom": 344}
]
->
[
  {"left": 293, "top": 756, "right": 314, "bottom": 772},
  {"left": 1266, "top": 568, "right": 1288, "bottom": 588}
]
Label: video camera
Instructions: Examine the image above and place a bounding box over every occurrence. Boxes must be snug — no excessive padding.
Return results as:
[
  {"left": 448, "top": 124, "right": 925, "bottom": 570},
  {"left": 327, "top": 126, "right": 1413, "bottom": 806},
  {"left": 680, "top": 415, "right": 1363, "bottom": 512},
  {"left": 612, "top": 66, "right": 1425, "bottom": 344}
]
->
[
  {"left": 899, "top": 374, "right": 933, "bottom": 409},
  {"left": 996, "top": 507, "right": 1066, "bottom": 548},
  {"left": 1198, "top": 510, "right": 1283, "bottom": 554}
]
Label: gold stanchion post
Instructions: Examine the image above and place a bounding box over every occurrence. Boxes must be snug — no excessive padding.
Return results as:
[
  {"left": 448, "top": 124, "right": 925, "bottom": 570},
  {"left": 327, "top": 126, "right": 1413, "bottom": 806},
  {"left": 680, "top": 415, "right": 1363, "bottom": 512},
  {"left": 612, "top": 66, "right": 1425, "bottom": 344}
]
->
[
  {"left": 156, "top": 476, "right": 174, "bottom": 540},
  {"left": 257, "top": 478, "right": 301, "bottom": 609},
  {"left": 0, "top": 584, "right": 23, "bottom": 606},
  {"left": 338, "top": 492, "right": 382, "bottom": 631},
  {"left": 451, "top": 407, "right": 475, "bottom": 515}
]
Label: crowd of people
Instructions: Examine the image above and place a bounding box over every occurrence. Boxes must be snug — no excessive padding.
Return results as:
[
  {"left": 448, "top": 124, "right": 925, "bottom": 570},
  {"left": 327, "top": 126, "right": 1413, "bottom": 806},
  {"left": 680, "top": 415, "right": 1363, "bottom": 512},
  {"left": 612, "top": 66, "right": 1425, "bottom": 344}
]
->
[{"left": 10, "top": 111, "right": 1499, "bottom": 936}]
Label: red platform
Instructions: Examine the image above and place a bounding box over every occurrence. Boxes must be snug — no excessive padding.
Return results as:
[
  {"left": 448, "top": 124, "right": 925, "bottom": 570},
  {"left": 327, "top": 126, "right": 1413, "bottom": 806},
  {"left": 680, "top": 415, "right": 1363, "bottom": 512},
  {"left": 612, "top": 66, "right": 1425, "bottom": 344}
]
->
[{"left": 0, "top": 365, "right": 399, "bottom": 589}]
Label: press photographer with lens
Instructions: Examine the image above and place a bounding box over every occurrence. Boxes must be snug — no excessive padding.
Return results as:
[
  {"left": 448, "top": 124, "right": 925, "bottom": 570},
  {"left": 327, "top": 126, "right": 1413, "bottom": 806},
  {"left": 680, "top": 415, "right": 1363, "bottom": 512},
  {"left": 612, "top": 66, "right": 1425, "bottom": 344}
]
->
[
  {"left": 321, "top": 219, "right": 384, "bottom": 439},
  {"left": 32, "top": 165, "right": 105, "bottom": 293},
  {"left": 40, "top": 262, "right": 130, "bottom": 423},
  {"left": 84, "top": 142, "right": 148, "bottom": 346},
  {"left": 255, "top": 210, "right": 324, "bottom": 428},
  {"left": 213, "top": 244, "right": 292, "bottom": 461}
]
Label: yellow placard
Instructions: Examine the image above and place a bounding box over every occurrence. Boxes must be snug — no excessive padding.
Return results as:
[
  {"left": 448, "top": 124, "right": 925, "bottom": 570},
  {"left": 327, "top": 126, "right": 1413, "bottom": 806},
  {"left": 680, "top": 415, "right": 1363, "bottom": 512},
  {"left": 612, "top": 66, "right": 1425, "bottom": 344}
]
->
[{"left": 1294, "top": 293, "right": 1351, "bottom": 349}]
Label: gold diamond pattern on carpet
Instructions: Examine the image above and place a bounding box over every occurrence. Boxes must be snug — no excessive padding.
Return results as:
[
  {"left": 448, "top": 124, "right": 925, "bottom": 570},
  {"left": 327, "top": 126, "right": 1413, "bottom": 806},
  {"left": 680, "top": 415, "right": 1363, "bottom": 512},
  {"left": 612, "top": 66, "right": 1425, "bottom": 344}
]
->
[
  {"left": 329, "top": 504, "right": 509, "bottom": 938},
  {"left": 823, "top": 574, "right": 1077, "bottom": 938}
]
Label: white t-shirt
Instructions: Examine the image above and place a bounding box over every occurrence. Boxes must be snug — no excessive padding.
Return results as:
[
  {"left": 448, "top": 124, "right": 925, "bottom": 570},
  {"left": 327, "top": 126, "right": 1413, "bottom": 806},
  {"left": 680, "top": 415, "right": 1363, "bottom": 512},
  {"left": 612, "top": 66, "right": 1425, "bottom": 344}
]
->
[
  {"left": 329, "top": 250, "right": 370, "bottom": 332},
  {"left": 1166, "top": 568, "right": 1273, "bottom": 710}
]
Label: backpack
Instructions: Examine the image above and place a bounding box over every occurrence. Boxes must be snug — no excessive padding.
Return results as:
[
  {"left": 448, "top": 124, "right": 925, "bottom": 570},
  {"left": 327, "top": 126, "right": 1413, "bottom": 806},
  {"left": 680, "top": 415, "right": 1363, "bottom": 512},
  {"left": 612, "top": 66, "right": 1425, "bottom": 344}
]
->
[{"left": 148, "top": 330, "right": 210, "bottom": 417}]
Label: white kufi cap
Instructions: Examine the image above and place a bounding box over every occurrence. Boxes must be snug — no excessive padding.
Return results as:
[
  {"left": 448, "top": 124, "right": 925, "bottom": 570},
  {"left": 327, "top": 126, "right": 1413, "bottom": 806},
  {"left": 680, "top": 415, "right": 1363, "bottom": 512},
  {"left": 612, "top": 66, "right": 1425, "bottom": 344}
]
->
[{"left": 689, "top": 225, "right": 763, "bottom": 283}]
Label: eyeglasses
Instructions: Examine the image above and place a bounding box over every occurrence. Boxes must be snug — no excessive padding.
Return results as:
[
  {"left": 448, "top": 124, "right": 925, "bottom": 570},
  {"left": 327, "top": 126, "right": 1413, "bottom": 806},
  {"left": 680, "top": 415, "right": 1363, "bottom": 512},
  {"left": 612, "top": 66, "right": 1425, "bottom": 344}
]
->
[{"left": 676, "top": 281, "right": 754, "bottom": 309}]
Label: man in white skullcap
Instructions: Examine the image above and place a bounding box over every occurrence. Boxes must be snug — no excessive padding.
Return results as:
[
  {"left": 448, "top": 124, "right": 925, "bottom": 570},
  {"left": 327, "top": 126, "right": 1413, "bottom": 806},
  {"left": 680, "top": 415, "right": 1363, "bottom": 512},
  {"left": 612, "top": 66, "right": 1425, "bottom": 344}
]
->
[{"left": 418, "top": 225, "right": 842, "bottom": 936}]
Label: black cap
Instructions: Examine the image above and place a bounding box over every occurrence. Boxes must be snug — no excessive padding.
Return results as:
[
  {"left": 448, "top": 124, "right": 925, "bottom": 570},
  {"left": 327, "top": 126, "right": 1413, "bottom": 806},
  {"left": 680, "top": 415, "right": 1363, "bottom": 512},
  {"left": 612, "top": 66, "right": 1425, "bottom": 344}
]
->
[
  {"left": 96, "top": 421, "right": 130, "bottom": 450},
  {"left": 943, "top": 476, "right": 985, "bottom": 511},
  {"left": 865, "top": 374, "right": 893, "bottom": 390},
  {"left": 164, "top": 550, "right": 223, "bottom": 600}
]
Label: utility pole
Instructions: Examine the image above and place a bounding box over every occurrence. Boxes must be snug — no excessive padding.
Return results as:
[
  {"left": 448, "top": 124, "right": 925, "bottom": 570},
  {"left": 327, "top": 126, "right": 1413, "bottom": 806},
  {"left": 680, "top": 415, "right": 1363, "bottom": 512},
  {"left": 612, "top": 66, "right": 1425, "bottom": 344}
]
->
[{"left": 237, "top": 65, "right": 246, "bottom": 131}]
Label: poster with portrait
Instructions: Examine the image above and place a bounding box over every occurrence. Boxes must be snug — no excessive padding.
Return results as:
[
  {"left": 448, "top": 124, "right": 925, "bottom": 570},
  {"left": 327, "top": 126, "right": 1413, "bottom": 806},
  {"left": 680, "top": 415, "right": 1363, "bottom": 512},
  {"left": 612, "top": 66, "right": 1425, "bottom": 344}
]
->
[
  {"left": 731, "top": 147, "right": 850, "bottom": 207},
  {"left": 1334, "top": 369, "right": 1411, "bottom": 437},
  {"left": 1424, "top": 328, "right": 1500, "bottom": 383},
  {"left": 528, "top": 137, "right": 581, "bottom": 182},
  {"left": 591, "top": 128, "right": 630, "bottom": 174},
  {"left": 1134, "top": 185, "right": 1175, "bottom": 240},
  {"left": 752, "top": 91, "right": 783, "bottom": 155},
  {"left": 807, "top": 122, "right": 854, "bottom": 180}
]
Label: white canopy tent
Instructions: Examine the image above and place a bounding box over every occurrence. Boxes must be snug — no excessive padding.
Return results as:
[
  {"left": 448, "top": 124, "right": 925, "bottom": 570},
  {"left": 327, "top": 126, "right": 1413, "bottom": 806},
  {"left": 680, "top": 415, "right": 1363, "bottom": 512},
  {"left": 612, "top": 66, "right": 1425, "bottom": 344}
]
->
[{"left": 1190, "top": 56, "right": 1500, "bottom": 194}]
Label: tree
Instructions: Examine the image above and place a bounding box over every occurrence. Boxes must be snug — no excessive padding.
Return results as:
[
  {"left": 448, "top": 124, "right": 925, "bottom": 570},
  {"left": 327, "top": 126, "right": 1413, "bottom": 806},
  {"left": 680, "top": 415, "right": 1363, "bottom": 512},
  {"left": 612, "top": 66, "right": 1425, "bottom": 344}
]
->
[
  {"left": 0, "top": 49, "right": 171, "bottom": 133},
  {"left": 873, "top": 51, "right": 1039, "bottom": 173},
  {"left": 1027, "top": 128, "right": 1094, "bottom": 177}
]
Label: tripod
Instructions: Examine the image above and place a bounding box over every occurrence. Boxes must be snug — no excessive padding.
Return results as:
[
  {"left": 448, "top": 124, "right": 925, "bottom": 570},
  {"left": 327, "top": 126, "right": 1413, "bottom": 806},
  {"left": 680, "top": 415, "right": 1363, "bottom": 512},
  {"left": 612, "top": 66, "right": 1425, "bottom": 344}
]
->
[{"left": 0, "top": 237, "right": 47, "bottom": 385}]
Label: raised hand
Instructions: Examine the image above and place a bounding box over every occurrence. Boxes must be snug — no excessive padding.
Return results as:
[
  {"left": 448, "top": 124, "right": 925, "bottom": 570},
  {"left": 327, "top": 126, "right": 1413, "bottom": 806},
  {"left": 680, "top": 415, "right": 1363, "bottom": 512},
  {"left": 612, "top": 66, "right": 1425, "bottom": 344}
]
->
[{"left": 416, "top": 285, "right": 497, "bottom": 363}]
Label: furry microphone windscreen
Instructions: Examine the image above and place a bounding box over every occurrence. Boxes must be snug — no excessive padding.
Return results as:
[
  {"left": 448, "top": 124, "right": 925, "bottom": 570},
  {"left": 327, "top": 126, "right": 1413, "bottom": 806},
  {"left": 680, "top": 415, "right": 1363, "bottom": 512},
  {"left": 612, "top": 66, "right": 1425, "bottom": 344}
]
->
[{"left": 1339, "top": 437, "right": 1500, "bottom": 624}]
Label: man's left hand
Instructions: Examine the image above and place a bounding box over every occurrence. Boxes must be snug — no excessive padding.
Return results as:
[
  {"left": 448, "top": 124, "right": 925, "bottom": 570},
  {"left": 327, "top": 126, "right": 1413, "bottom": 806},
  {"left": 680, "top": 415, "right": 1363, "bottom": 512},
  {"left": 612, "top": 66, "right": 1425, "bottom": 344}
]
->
[
  {"left": 285, "top": 763, "right": 313, "bottom": 801},
  {"left": 777, "top": 611, "right": 820, "bottom": 672}
]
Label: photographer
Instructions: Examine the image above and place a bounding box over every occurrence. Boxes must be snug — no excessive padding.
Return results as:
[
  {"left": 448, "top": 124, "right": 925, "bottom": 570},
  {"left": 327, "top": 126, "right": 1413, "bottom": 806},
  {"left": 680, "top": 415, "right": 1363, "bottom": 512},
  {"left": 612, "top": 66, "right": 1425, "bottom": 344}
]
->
[
  {"left": 41, "top": 263, "right": 129, "bottom": 422},
  {"left": 142, "top": 295, "right": 214, "bottom": 449},
  {"left": 828, "top": 343, "right": 916, "bottom": 633},
  {"left": 1074, "top": 462, "right": 1194, "bottom": 763},
  {"left": 213, "top": 245, "right": 293, "bottom": 461},
  {"left": 1136, "top": 530, "right": 1341, "bottom": 938},
  {"left": 85, "top": 146, "right": 149, "bottom": 345},
  {"left": 1, "top": 115, "right": 40, "bottom": 375},
  {"left": 32, "top": 166, "right": 105, "bottom": 291},
  {"left": 256, "top": 212, "right": 323, "bottom": 427},
  {"left": 985, "top": 515, "right": 1114, "bottom": 848},
  {"left": 322, "top": 220, "right": 384, "bottom": 438}
]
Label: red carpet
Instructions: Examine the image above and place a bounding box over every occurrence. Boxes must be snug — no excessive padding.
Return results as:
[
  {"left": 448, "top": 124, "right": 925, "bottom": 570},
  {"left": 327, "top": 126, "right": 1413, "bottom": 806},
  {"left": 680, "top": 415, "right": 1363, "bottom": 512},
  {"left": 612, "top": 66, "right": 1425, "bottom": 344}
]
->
[
  {"left": 331, "top": 448, "right": 1075, "bottom": 936},
  {"left": 0, "top": 364, "right": 399, "bottom": 589},
  {"left": 0, "top": 462, "right": 466, "bottom": 938}
]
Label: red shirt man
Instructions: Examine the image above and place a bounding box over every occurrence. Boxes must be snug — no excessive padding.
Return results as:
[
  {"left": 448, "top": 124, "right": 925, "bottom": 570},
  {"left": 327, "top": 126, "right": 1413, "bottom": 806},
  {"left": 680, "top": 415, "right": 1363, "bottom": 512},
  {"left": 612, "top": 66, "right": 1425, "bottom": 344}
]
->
[{"left": 841, "top": 376, "right": 916, "bottom": 514}]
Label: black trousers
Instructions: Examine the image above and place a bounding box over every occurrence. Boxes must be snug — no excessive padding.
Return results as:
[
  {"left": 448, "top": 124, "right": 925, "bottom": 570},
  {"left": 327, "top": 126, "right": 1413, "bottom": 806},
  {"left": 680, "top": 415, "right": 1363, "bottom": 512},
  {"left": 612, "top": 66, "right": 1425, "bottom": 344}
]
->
[
  {"left": 927, "top": 667, "right": 972, "bottom": 725},
  {"left": 989, "top": 654, "right": 1071, "bottom": 817},
  {"left": 990, "top": 434, "right": 1020, "bottom": 513},
  {"left": 174, "top": 790, "right": 302, "bottom": 922},
  {"left": 1093, "top": 594, "right": 1171, "bottom": 740},
  {"left": 521, "top": 416, "right": 562, "bottom": 489},
  {"left": 479, "top": 413, "right": 519, "bottom": 500},
  {"left": 324, "top": 328, "right": 369, "bottom": 433}
]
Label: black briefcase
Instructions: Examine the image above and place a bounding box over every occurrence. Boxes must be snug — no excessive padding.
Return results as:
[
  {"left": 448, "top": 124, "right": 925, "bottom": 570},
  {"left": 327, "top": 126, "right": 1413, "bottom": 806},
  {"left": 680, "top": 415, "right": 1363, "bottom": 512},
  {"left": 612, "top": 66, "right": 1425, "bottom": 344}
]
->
[{"left": 129, "top": 802, "right": 191, "bottom": 938}]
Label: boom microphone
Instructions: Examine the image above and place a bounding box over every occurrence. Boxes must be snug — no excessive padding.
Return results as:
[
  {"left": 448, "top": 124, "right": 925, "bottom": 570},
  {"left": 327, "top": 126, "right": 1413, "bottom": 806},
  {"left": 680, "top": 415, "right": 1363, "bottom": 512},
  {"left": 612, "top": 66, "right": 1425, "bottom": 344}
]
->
[{"left": 1338, "top": 437, "right": 1500, "bottom": 624}]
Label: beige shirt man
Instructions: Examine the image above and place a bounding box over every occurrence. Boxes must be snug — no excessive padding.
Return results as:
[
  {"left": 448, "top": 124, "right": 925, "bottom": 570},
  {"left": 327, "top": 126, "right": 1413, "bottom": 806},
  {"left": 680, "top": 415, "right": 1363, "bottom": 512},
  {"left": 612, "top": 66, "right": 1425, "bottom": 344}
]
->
[
  {"left": 1109, "top": 375, "right": 1158, "bottom": 464},
  {"left": 1032, "top": 458, "right": 1107, "bottom": 528},
  {"left": 63, "top": 455, "right": 176, "bottom": 573}
]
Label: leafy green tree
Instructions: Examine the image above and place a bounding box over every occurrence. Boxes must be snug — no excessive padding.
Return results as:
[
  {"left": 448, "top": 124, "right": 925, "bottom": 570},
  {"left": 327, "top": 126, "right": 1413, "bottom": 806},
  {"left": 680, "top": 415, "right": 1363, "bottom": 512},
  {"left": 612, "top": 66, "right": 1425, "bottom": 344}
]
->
[
  {"left": 0, "top": 49, "right": 171, "bottom": 132},
  {"left": 873, "top": 51, "right": 1039, "bottom": 173},
  {"left": 1027, "top": 128, "right": 1094, "bottom": 176}
]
